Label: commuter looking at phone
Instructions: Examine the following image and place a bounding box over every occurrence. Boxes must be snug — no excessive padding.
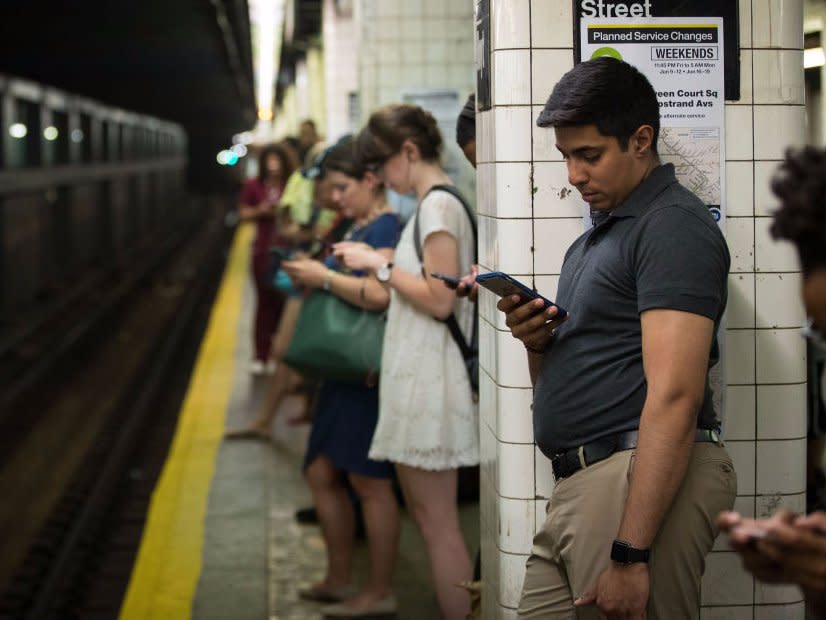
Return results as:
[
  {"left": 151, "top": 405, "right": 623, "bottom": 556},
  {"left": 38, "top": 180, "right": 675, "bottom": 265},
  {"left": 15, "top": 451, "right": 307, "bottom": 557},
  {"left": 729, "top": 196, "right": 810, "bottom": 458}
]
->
[
  {"left": 496, "top": 57, "right": 736, "bottom": 618},
  {"left": 279, "top": 137, "right": 402, "bottom": 618},
  {"left": 237, "top": 143, "right": 298, "bottom": 374},
  {"left": 718, "top": 146, "right": 826, "bottom": 618},
  {"left": 334, "top": 104, "right": 478, "bottom": 620}
]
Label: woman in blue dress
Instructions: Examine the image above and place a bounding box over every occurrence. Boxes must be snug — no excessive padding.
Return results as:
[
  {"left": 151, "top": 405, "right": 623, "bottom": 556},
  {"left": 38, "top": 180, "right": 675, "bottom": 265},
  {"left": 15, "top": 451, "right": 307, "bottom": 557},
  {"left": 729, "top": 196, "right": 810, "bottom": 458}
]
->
[{"left": 281, "top": 136, "right": 401, "bottom": 618}]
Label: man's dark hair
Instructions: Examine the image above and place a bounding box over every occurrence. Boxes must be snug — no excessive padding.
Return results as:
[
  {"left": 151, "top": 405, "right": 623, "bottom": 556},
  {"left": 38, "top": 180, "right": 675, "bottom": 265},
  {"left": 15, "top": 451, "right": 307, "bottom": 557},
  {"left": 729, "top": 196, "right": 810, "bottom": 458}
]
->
[
  {"left": 456, "top": 93, "right": 476, "bottom": 148},
  {"left": 770, "top": 146, "right": 826, "bottom": 275},
  {"left": 536, "top": 57, "right": 660, "bottom": 153}
]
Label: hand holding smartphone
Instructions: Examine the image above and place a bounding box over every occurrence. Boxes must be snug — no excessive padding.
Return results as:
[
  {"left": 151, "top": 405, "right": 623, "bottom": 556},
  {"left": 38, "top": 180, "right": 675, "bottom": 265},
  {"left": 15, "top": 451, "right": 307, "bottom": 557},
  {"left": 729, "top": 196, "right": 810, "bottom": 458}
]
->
[{"left": 475, "top": 271, "right": 567, "bottom": 319}]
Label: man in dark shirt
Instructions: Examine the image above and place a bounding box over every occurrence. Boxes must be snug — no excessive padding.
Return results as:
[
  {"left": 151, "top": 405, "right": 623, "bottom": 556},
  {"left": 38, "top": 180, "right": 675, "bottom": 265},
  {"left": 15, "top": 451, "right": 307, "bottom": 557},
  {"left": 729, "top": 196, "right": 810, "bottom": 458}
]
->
[{"left": 499, "top": 57, "right": 737, "bottom": 618}]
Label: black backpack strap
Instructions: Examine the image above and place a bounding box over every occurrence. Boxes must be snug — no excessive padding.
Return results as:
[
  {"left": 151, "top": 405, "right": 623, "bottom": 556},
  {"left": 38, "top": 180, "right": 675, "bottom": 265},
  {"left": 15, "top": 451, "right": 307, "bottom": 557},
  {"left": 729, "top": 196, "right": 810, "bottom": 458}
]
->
[
  {"left": 413, "top": 185, "right": 478, "bottom": 376},
  {"left": 413, "top": 184, "right": 477, "bottom": 265}
]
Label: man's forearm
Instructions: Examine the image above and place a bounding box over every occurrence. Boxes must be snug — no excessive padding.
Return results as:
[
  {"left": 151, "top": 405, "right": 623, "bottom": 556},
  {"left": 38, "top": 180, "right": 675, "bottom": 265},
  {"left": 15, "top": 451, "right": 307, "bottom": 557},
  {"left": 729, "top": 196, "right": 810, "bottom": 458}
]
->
[{"left": 616, "top": 400, "right": 698, "bottom": 549}]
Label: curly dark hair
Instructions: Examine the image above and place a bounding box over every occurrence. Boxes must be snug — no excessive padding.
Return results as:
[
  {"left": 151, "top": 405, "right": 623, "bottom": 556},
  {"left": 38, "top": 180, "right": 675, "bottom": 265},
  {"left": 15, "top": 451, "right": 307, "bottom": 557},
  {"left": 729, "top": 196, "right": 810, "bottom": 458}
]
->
[
  {"left": 770, "top": 146, "right": 826, "bottom": 275},
  {"left": 257, "top": 142, "right": 298, "bottom": 183}
]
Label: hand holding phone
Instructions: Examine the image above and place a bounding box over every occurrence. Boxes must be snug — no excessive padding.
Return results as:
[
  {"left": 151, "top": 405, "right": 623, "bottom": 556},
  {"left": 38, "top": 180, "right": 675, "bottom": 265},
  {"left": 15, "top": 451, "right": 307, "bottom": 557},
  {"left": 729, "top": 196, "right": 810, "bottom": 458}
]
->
[
  {"left": 475, "top": 272, "right": 567, "bottom": 318},
  {"left": 431, "top": 272, "right": 461, "bottom": 290}
]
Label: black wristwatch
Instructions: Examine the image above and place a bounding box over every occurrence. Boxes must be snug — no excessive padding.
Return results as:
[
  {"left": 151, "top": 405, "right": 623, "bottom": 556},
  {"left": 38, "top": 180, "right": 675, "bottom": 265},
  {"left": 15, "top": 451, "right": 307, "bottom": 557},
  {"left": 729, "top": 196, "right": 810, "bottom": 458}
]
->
[{"left": 610, "top": 539, "right": 650, "bottom": 565}]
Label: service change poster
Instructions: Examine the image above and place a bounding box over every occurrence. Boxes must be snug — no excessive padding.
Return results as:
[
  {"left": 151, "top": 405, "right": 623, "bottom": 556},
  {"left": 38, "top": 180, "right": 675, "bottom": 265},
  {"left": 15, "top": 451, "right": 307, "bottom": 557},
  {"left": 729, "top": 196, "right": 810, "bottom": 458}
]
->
[{"left": 580, "top": 17, "right": 726, "bottom": 230}]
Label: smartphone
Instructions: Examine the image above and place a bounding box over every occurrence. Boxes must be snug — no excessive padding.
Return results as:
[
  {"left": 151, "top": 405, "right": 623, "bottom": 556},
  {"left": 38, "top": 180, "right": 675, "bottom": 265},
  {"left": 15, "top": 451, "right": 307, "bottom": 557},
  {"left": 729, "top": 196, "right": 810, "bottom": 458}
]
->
[
  {"left": 476, "top": 271, "right": 567, "bottom": 319},
  {"left": 431, "top": 272, "right": 461, "bottom": 290},
  {"left": 268, "top": 246, "right": 290, "bottom": 270}
]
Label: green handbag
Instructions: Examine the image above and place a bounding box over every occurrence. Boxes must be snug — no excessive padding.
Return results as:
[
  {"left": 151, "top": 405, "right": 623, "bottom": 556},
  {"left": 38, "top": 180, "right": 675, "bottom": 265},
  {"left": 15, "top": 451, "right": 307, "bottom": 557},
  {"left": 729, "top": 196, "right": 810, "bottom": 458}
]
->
[{"left": 282, "top": 288, "right": 385, "bottom": 385}]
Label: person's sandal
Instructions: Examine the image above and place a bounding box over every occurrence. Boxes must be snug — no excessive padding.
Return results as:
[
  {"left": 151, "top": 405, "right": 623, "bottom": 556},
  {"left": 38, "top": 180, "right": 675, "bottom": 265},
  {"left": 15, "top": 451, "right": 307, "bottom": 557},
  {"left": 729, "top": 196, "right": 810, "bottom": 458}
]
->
[{"left": 320, "top": 594, "right": 397, "bottom": 617}]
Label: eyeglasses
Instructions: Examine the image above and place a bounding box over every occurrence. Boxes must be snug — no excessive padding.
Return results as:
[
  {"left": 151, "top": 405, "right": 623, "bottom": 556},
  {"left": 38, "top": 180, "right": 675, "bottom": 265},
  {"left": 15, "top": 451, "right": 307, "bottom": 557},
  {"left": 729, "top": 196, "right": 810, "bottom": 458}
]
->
[{"left": 803, "top": 317, "right": 826, "bottom": 352}]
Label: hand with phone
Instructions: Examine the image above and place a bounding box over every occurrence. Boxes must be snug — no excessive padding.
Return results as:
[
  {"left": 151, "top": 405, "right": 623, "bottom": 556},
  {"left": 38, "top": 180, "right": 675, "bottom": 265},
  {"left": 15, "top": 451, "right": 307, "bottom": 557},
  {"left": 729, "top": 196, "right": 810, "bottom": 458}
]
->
[
  {"left": 718, "top": 509, "right": 826, "bottom": 595},
  {"left": 432, "top": 265, "right": 481, "bottom": 301},
  {"left": 476, "top": 271, "right": 568, "bottom": 354}
]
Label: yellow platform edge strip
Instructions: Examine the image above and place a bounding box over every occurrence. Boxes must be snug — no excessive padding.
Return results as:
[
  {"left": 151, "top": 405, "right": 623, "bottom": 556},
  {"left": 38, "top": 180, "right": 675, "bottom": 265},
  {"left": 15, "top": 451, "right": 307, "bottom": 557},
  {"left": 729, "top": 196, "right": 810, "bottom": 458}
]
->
[{"left": 119, "top": 224, "right": 253, "bottom": 620}]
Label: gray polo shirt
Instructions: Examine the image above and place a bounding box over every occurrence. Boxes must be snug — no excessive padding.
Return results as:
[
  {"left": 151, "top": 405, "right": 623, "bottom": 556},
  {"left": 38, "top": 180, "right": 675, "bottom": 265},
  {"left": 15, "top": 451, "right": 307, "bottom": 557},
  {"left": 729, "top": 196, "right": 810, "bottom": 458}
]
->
[{"left": 533, "top": 164, "right": 729, "bottom": 457}]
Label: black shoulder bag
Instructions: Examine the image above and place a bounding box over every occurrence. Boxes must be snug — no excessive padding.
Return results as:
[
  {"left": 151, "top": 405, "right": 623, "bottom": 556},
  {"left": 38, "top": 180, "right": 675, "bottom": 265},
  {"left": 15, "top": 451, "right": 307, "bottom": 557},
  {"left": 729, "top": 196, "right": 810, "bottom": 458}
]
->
[{"left": 414, "top": 184, "right": 479, "bottom": 402}]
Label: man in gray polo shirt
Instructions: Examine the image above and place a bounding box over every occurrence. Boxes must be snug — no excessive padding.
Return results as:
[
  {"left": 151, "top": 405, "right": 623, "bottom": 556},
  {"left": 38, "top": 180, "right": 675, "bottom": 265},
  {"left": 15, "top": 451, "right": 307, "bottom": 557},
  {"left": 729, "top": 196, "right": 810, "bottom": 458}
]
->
[{"left": 498, "top": 57, "right": 736, "bottom": 618}]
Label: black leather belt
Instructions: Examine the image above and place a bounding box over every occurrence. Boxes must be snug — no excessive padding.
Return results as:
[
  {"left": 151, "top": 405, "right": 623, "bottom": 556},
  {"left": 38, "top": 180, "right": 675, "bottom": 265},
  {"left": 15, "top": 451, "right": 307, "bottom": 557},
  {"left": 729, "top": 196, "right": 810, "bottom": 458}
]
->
[{"left": 551, "top": 428, "right": 721, "bottom": 481}]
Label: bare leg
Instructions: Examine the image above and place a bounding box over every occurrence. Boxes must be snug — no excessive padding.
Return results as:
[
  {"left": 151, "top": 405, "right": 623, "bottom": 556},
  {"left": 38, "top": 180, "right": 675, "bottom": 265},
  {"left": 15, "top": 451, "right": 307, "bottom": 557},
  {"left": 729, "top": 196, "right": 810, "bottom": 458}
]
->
[
  {"left": 304, "top": 454, "right": 355, "bottom": 590},
  {"left": 336, "top": 472, "right": 399, "bottom": 608},
  {"left": 396, "top": 464, "right": 472, "bottom": 620}
]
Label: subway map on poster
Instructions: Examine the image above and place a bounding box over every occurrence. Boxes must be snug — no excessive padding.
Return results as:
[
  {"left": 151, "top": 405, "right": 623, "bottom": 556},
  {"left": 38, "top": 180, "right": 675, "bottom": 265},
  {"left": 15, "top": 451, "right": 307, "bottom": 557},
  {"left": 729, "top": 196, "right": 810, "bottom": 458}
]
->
[{"left": 580, "top": 16, "right": 726, "bottom": 228}]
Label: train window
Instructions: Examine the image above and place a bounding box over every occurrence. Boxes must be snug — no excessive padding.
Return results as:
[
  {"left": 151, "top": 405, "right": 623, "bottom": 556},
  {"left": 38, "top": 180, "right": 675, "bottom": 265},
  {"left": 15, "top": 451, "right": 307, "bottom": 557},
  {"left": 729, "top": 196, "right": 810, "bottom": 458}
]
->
[
  {"left": 78, "top": 113, "right": 92, "bottom": 163},
  {"left": 43, "top": 110, "right": 69, "bottom": 166},
  {"left": 7, "top": 98, "right": 40, "bottom": 168}
]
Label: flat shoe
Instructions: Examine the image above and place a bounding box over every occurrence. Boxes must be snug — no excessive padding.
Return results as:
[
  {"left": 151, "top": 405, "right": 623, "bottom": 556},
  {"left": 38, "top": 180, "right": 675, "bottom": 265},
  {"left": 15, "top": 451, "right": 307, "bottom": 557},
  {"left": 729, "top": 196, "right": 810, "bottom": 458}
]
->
[
  {"left": 298, "top": 583, "right": 356, "bottom": 603},
  {"left": 321, "top": 594, "right": 397, "bottom": 617}
]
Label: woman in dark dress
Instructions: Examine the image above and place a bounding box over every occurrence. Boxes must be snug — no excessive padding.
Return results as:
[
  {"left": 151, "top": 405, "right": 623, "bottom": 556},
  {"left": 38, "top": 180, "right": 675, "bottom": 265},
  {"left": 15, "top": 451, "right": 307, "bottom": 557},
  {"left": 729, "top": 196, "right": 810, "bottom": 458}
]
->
[
  {"left": 281, "top": 137, "right": 401, "bottom": 618},
  {"left": 237, "top": 143, "right": 297, "bottom": 372}
]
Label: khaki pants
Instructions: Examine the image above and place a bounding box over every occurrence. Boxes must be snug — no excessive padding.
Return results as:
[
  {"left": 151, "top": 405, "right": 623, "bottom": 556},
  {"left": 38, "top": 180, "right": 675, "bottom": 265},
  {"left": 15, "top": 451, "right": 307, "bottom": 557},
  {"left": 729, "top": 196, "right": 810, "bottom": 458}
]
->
[{"left": 518, "top": 443, "right": 737, "bottom": 619}]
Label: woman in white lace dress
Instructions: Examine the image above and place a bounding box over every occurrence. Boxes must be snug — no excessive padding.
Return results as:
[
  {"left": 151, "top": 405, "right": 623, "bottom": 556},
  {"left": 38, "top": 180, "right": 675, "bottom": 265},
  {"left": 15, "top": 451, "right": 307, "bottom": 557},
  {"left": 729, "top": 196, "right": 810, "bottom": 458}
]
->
[{"left": 335, "top": 104, "right": 478, "bottom": 620}]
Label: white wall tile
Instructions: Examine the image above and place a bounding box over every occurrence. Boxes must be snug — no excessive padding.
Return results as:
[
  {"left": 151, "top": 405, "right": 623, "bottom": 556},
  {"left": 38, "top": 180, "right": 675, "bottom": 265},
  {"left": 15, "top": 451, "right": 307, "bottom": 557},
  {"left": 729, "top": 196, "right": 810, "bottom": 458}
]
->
[
  {"left": 494, "top": 106, "right": 533, "bottom": 162},
  {"left": 726, "top": 330, "right": 756, "bottom": 385},
  {"left": 531, "top": 49, "right": 573, "bottom": 105},
  {"left": 495, "top": 386, "right": 534, "bottom": 444},
  {"left": 492, "top": 0, "right": 531, "bottom": 50},
  {"left": 726, "top": 217, "right": 755, "bottom": 273},
  {"left": 478, "top": 109, "right": 495, "bottom": 164},
  {"left": 727, "top": 440, "right": 756, "bottom": 494},
  {"left": 725, "top": 161, "right": 754, "bottom": 217},
  {"left": 423, "top": 0, "right": 446, "bottom": 18},
  {"left": 753, "top": 602, "right": 806, "bottom": 619},
  {"left": 498, "top": 550, "right": 528, "bottom": 609},
  {"left": 534, "top": 445, "right": 554, "bottom": 498},
  {"left": 754, "top": 160, "right": 780, "bottom": 216},
  {"left": 736, "top": 50, "right": 754, "bottom": 105},
  {"left": 533, "top": 218, "right": 586, "bottom": 275},
  {"left": 753, "top": 105, "right": 807, "bottom": 161},
  {"left": 494, "top": 162, "right": 534, "bottom": 219},
  {"left": 497, "top": 495, "right": 535, "bottom": 554},
  {"left": 755, "top": 216, "right": 799, "bottom": 273},
  {"left": 755, "top": 582, "right": 804, "bottom": 605},
  {"left": 480, "top": 370, "right": 497, "bottom": 434},
  {"left": 534, "top": 499, "right": 548, "bottom": 536},
  {"left": 756, "top": 383, "right": 806, "bottom": 440},
  {"left": 531, "top": 104, "right": 562, "bottom": 162},
  {"left": 496, "top": 328, "right": 533, "bottom": 388},
  {"left": 725, "top": 106, "right": 754, "bottom": 160},
  {"left": 533, "top": 275, "right": 561, "bottom": 305},
  {"left": 756, "top": 438, "right": 806, "bottom": 494},
  {"left": 701, "top": 607, "right": 753, "bottom": 620},
  {"left": 481, "top": 421, "right": 497, "bottom": 491},
  {"left": 530, "top": 0, "right": 574, "bottom": 48},
  {"left": 755, "top": 491, "right": 805, "bottom": 519},
  {"left": 701, "top": 551, "right": 754, "bottom": 605},
  {"left": 738, "top": 0, "right": 752, "bottom": 48},
  {"left": 496, "top": 441, "right": 535, "bottom": 499},
  {"left": 533, "top": 162, "right": 586, "bottom": 219},
  {"left": 755, "top": 328, "right": 806, "bottom": 384},
  {"left": 480, "top": 313, "right": 497, "bottom": 378},
  {"left": 725, "top": 385, "right": 756, "bottom": 441},
  {"left": 752, "top": 49, "right": 804, "bottom": 105},
  {"left": 755, "top": 273, "right": 805, "bottom": 328},
  {"left": 727, "top": 273, "right": 755, "bottom": 329},
  {"left": 752, "top": 0, "right": 804, "bottom": 50},
  {"left": 494, "top": 217, "right": 534, "bottom": 274},
  {"left": 494, "top": 50, "right": 532, "bottom": 106}
]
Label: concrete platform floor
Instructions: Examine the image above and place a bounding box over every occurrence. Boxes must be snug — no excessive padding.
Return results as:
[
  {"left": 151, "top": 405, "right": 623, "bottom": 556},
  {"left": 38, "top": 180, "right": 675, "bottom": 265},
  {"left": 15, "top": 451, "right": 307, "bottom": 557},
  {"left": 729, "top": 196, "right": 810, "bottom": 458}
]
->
[{"left": 191, "top": 284, "right": 479, "bottom": 619}]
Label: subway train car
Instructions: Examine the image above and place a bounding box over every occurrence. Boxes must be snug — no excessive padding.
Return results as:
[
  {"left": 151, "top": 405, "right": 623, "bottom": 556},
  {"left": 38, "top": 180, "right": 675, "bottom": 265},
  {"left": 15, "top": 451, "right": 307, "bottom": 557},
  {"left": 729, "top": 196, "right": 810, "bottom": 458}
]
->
[{"left": 0, "top": 74, "right": 188, "bottom": 321}]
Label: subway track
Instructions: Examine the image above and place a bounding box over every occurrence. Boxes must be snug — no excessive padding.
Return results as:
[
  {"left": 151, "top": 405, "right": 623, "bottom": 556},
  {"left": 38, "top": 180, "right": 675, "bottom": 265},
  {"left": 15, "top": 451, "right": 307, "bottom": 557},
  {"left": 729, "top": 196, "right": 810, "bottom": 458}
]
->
[{"left": 0, "top": 197, "right": 235, "bottom": 619}]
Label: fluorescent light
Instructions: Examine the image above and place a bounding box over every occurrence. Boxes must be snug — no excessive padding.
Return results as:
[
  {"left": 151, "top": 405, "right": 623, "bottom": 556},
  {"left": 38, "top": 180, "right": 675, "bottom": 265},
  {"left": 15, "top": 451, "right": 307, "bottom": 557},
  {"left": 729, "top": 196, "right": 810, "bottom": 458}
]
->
[
  {"left": 43, "top": 126, "right": 59, "bottom": 141},
  {"left": 9, "top": 123, "right": 27, "bottom": 138},
  {"left": 805, "top": 47, "right": 825, "bottom": 69}
]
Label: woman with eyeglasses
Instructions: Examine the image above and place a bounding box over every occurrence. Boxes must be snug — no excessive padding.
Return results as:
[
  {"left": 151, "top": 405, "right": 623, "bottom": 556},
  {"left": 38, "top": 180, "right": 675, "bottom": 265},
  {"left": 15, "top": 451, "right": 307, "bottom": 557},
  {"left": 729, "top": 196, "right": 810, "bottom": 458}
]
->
[
  {"left": 718, "top": 146, "right": 826, "bottom": 617},
  {"left": 335, "top": 104, "right": 478, "bottom": 620},
  {"left": 281, "top": 136, "right": 402, "bottom": 618}
]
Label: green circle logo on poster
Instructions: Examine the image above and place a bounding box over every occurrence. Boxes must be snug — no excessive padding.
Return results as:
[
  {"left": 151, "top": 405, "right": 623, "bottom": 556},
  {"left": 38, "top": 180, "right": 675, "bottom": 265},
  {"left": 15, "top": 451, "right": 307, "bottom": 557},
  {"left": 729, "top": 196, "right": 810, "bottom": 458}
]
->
[{"left": 590, "top": 47, "right": 623, "bottom": 60}]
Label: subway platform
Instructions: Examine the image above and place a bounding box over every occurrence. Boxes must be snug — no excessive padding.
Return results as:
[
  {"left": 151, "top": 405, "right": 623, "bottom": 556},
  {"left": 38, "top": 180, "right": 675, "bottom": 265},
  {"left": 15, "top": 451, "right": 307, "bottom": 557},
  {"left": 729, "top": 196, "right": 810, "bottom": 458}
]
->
[{"left": 118, "top": 226, "right": 479, "bottom": 620}]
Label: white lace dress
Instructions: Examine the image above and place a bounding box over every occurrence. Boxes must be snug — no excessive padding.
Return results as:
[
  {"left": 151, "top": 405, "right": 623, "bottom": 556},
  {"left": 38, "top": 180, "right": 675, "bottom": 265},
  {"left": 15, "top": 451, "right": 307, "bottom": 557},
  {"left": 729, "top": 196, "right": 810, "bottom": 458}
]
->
[{"left": 368, "top": 189, "right": 480, "bottom": 470}]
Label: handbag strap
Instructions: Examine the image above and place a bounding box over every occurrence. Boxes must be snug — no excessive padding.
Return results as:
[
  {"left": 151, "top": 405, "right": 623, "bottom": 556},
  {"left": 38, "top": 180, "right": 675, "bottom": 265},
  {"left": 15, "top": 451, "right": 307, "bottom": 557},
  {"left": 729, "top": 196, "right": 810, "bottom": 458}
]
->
[{"left": 412, "top": 185, "right": 478, "bottom": 362}]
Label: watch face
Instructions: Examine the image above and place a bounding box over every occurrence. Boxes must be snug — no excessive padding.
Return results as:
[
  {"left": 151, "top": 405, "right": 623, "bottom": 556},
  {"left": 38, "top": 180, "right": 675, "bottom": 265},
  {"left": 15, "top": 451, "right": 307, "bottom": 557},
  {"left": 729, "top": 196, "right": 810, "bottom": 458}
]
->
[{"left": 377, "top": 263, "right": 391, "bottom": 282}]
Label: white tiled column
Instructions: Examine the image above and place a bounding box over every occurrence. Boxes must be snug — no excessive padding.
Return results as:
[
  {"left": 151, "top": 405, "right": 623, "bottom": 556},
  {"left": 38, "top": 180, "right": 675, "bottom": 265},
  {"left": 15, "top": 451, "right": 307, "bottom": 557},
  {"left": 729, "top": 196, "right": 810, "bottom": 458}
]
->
[{"left": 478, "top": 1, "right": 808, "bottom": 618}]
